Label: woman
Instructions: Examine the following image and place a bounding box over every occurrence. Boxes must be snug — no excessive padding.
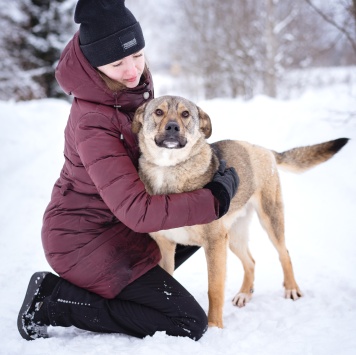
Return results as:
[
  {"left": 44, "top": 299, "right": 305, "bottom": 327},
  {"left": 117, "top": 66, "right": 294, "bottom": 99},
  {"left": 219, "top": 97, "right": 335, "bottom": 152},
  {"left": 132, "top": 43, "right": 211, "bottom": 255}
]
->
[{"left": 18, "top": 0, "right": 238, "bottom": 341}]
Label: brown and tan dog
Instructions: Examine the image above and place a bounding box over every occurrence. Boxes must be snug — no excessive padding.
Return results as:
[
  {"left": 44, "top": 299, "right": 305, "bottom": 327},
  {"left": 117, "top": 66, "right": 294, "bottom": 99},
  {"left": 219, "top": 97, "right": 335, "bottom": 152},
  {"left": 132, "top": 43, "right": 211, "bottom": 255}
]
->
[{"left": 132, "top": 95, "right": 348, "bottom": 328}]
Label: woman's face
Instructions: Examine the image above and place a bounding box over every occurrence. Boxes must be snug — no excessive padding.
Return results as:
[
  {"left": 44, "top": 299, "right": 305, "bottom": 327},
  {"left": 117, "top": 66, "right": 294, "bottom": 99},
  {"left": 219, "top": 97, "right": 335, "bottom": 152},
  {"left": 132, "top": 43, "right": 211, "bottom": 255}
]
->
[{"left": 97, "top": 50, "right": 145, "bottom": 88}]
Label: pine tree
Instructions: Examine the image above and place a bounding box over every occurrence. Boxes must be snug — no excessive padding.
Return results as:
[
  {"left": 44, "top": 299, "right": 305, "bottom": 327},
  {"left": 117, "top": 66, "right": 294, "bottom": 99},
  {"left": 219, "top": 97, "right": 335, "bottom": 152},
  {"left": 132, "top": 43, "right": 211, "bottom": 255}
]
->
[{"left": 0, "top": 0, "right": 76, "bottom": 101}]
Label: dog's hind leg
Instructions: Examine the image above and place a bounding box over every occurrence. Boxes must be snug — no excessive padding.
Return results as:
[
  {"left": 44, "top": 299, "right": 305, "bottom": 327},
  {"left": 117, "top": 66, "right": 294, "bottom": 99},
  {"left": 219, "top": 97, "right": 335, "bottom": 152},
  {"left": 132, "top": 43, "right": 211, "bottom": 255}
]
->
[
  {"left": 203, "top": 226, "right": 228, "bottom": 328},
  {"left": 229, "top": 205, "right": 256, "bottom": 307},
  {"left": 254, "top": 185, "right": 302, "bottom": 300}
]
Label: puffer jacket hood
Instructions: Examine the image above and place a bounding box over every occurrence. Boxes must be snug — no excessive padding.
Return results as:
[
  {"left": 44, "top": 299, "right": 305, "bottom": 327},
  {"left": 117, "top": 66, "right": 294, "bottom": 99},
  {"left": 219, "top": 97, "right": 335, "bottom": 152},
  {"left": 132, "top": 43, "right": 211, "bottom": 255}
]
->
[{"left": 56, "top": 32, "right": 113, "bottom": 104}]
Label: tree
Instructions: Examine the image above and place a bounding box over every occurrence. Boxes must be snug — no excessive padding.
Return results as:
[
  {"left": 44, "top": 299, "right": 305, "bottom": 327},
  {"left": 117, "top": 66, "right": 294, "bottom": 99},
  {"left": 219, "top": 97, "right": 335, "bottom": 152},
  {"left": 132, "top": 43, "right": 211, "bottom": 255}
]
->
[
  {"left": 0, "top": 2, "right": 42, "bottom": 100},
  {"left": 171, "top": 0, "right": 332, "bottom": 99},
  {"left": 305, "top": 0, "right": 356, "bottom": 55},
  {"left": 172, "top": 0, "right": 262, "bottom": 99},
  {"left": 0, "top": 0, "right": 76, "bottom": 101}
]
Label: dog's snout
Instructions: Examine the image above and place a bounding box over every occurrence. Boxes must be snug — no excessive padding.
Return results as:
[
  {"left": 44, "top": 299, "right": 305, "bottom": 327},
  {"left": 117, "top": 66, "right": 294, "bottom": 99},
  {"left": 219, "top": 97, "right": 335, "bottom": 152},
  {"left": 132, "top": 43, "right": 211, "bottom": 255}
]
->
[
  {"left": 165, "top": 121, "right": 180, "bottom": 133},
  {"left": 156, "top": 118, "right": 186, "bottom": 148}
]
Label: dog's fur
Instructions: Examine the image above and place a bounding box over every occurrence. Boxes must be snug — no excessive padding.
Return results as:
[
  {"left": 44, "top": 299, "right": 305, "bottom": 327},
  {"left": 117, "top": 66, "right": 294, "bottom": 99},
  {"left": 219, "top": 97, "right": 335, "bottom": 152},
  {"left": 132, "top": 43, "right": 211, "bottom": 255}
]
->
[{"left": 132, "top": 95, "right": 348, "bottom": 328}]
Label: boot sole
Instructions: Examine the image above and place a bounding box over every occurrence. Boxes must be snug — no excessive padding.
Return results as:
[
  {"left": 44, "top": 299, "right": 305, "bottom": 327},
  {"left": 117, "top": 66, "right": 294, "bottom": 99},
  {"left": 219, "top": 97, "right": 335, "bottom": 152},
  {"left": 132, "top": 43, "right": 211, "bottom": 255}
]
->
[{"left": 17, "top": 272, "right": 49, "bottom": 340}]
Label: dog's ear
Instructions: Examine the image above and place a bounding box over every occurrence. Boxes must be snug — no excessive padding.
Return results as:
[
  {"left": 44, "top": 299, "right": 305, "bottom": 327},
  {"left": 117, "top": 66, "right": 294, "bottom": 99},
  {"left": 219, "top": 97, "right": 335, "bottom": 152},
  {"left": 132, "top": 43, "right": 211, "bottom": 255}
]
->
[
  {"left": 132, "top": 102, "right": 147, "bottom": 134},
  {"left": 198, "top": 106, "right": 212, "bottom": 139}
]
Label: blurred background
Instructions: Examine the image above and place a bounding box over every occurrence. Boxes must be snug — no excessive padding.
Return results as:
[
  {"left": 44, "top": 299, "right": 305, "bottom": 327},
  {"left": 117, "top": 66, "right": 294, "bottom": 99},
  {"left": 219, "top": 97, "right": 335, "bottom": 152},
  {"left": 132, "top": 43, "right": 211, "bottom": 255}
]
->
[{"left": 0, "top": 0, "right": 355, "bottom": 102}]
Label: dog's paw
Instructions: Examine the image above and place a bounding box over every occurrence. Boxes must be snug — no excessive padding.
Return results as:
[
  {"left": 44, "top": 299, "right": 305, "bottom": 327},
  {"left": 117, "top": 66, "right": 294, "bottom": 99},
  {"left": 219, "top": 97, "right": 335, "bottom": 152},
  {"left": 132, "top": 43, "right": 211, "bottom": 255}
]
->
[
  {"left": 284, "top": 288, "right": 303, "bottom": 300},
  {"left": 232, "top": 290, "right": 253, "bottom": 307},
  {"left": 208, "top": 321, "right": 224, "bottom": 328}
]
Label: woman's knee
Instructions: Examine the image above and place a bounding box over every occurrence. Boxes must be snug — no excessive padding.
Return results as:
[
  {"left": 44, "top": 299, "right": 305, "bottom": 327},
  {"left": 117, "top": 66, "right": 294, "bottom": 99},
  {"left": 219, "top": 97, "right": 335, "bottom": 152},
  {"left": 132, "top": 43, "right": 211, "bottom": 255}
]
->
[
  {"left": 171, "top": 302, "right": 208, "bottom": 341},
  {"left": 189, "top": 306, "right": 208, "bottom": 340}
]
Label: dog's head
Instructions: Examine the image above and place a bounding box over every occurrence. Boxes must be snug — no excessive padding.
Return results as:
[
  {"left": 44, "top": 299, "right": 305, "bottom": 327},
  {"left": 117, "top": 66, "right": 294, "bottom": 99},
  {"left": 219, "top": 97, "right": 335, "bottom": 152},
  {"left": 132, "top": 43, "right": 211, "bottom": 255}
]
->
[{"left": 132, "top": 96, "right": 212, "bottom": 154}]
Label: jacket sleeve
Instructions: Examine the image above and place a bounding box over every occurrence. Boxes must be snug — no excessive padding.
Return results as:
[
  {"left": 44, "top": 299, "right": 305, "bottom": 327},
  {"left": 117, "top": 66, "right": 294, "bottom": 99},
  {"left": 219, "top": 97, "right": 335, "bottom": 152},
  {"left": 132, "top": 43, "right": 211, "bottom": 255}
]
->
[{"left": 75, "top": 112, "right": 218, "bottom": 233}]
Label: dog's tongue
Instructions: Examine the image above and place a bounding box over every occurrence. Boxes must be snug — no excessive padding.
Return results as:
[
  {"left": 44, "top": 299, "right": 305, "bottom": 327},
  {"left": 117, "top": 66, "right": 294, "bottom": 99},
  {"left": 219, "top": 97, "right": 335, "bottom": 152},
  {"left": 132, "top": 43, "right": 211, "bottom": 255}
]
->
[{"left": 163, "top": 140, "right": 180, "bottom": 149}]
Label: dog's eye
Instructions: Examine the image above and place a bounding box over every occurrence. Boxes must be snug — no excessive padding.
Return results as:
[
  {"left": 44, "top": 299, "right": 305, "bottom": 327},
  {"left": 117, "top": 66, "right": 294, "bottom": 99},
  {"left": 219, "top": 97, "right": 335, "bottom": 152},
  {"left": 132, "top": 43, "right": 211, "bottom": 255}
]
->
[
  {"left": 181, "top": 111, "right": 190, "bottom": 118},
  {"left": 155, "top": 109, "right": 164, "bottom": 116}
]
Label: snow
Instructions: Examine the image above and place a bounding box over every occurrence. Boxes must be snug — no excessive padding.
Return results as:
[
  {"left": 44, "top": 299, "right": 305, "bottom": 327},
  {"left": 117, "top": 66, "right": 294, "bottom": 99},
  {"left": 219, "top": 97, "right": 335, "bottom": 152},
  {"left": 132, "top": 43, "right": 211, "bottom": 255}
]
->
[{"left": 1, "top": 72, "right": 356, "bottom": 354}]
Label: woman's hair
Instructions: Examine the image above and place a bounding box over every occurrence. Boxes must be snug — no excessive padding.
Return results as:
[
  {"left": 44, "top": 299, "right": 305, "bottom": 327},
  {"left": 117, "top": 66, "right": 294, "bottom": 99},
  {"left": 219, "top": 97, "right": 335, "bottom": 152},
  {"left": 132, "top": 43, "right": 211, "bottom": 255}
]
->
[{"left": 97, "top": 63, "right": 150, "bottom": 92}]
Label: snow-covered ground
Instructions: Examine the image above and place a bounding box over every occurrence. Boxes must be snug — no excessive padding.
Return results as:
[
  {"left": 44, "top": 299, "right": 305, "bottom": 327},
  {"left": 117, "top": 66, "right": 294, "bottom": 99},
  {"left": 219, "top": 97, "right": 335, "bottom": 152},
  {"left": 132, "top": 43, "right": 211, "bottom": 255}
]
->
[{"left": 1, "top": 72, "right": 356, "bottom": 354}]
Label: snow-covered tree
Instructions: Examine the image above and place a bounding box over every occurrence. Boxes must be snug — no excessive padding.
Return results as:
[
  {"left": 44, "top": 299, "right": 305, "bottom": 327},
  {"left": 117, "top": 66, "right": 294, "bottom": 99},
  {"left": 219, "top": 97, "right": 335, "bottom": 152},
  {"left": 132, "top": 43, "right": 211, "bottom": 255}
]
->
[{"left": 0, "top": 0, "right": 76, "bottom": 101}]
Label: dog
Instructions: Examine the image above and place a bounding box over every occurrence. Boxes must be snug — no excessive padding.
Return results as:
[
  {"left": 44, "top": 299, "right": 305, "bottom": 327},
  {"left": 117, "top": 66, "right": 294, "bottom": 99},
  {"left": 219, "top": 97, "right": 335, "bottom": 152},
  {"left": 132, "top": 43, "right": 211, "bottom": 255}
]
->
[{"left": 132, "top": 95, "right": 348, "bottom": 328}]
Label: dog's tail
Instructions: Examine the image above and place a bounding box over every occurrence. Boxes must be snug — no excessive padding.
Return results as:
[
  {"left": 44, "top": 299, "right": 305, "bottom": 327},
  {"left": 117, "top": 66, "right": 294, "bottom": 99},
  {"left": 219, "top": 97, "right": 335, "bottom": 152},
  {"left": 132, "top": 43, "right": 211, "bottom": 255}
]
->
[{"left": 273, "top": 138, "right": 349, "bottom": 173}]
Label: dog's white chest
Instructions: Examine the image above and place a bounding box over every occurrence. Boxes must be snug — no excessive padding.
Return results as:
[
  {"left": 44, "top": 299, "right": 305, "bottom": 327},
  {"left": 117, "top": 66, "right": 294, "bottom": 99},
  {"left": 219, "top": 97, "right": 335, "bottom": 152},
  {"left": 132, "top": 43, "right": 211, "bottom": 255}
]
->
[
  {"left": 154, "top": 149, "right": 176, "bottom": 166},
  {"left": 151, "top": 169, "right": 166, "bottom": 192},
  {"left": 147, "top": 164, "right": 183, "bottom": 194}
]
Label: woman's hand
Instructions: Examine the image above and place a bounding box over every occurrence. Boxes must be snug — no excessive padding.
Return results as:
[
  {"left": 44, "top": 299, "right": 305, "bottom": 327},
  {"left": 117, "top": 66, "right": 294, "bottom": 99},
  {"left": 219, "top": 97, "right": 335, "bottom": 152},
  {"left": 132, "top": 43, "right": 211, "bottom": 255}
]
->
[{"left": 204, "top": 160, "right": 239, "bottom": 218}]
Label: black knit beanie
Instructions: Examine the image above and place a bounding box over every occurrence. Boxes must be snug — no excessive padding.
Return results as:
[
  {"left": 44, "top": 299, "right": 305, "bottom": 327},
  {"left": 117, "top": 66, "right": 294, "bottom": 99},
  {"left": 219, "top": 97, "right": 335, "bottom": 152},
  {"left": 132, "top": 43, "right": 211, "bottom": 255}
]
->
[{"left": 74, "top": 0, "right": 145, "bottom": 67}]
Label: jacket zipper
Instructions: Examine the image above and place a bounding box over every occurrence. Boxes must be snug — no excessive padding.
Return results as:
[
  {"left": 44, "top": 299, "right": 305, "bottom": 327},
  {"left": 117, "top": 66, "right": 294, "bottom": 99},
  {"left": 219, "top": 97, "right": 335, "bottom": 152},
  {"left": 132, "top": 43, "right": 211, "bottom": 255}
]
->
[{"left": 113, "top": 92, "right": 125, "bottom": 142}]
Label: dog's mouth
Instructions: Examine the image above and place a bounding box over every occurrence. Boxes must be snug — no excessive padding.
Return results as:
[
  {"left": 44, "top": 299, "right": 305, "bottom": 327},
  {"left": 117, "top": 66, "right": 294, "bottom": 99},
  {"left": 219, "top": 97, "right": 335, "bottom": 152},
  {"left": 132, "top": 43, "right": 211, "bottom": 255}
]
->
[{"left": 154, "top": 136, "right": 187, "bottom": 149}]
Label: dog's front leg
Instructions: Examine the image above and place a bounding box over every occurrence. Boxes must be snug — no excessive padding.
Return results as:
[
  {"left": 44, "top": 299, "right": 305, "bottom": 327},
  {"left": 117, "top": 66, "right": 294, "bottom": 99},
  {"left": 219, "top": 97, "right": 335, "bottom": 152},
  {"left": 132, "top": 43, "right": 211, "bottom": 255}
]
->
[
  {"left": 150, "top": 232, "right": 176, "bottom": 275},
  {"left": 203, "top": 233, "right": 228, "bottom": 328}
]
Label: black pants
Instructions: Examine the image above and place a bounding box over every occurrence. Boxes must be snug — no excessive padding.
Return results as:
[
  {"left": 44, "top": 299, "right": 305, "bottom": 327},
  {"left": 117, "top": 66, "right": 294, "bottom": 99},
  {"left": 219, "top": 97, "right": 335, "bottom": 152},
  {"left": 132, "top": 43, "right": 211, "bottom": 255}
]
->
[{"left": 47, "top": 245, "right": 207, "bottom": 340}]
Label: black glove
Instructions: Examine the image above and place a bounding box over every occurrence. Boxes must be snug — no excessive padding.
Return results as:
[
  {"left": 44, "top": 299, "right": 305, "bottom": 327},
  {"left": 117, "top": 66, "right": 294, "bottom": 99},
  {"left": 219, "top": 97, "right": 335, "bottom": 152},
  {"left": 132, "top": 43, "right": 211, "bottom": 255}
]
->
[{"left": 204, "top": 160, "right": 239, "bottom": 218}]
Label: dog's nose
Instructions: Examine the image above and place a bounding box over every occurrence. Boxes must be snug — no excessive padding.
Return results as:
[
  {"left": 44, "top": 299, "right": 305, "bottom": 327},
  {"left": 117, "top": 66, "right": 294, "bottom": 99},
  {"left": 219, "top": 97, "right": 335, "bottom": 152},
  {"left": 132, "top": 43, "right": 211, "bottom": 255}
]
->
[{"left": 165, "top": 121, "right": 180, "bottom": 133}]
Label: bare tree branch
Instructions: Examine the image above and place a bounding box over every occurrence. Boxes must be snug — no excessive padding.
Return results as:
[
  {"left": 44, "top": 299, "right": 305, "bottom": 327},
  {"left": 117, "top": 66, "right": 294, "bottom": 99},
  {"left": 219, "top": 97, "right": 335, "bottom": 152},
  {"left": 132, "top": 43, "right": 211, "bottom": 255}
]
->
[{"left": 304, "top": 0, "right": 356, "bottom": 53}]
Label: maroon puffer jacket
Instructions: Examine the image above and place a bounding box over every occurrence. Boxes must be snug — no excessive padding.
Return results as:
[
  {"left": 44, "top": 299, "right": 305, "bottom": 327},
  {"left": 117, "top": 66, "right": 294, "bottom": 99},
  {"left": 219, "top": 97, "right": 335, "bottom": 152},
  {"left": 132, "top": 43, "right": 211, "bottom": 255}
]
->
[{"left": 42, "top": 32, "right": 218, "bottom": 299}]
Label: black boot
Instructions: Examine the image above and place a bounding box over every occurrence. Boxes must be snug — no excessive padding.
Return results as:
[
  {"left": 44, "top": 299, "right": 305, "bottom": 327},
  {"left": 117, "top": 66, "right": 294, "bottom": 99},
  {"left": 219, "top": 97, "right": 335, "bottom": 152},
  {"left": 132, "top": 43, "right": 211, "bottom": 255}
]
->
[{"left": 17, "top": 272, "right": 59, "bottom": 340}]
